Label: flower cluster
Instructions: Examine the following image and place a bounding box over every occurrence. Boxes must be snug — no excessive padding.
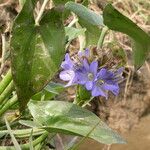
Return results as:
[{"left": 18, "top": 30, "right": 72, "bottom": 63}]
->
[{"left": 59, "top": 49, "right": 123, "bottom": 99}]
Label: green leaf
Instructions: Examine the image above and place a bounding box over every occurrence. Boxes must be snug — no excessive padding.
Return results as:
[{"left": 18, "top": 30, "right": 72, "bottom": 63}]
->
[
  {"left": 19, "top": 120, "right": 41, "bottom": 128},
  {"left": 103, "top": 4, "right": 150, "bottom": 69},
  {"left": 75, "top": 85, "right": 91, "bottom": 106},
  {"left": 65, "top": 2, "right": 104, "bottom": 26},
  {"left": 32, "top": 82, "right": 64, "bottom": 100},
  {"left": 77, "top": 85, "right": 91, "bottom": 101},
  {"left": 79, "top": 19, "right": 101, "bottom": 46},
  {"left": 65, "top": 27, "right": 86, "bottom": 42},
  {"left": 11, "top": 0, "right": 65, "bottom": 110},
  {"left": 45, "top": 82, "right": 64, "bottom": 94},
  {"left": 28, "top": 100, "right": 125, "bottom": 144}
]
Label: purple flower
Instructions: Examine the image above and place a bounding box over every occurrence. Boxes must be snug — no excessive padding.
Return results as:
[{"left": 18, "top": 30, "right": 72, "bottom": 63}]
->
[
  {"left": 60, "top": 52, "right": 123, "bottom": 99},
  {"left": 76, "top": 59, "right": 98, "bottom": 90},
  {"left": 91, "top": 68, "right": 123, "bottom": 98},
  {"left": 59, "top": 53, "right": 78, "bottom": 87}
]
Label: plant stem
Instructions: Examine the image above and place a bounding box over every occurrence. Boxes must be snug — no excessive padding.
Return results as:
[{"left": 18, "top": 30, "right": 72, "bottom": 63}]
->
[
  {"left": 0, "top": 128, "right": 45, "bottom": 138},
  {"left": 0, "top": 80, "right": 14, "bottom": 104},
  {"left": 97, "top": 26, "right": 108, "bottom": 49},
  {"left": 35, "top": 0, "right": 49, "bottom": 26},
  {"left": 0, "top": 95, "right": 18, "bottom": 117},
  {"left": 0, "top": 69, "right": 12, "bottom": 95},
  {"left": 0, "top": 131, "right": 49, "bottom": 150}
]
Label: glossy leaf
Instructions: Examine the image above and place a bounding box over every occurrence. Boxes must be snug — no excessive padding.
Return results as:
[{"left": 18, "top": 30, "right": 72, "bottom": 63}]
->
[
  {"left": 28, "top": 100, "right": 125, "bottom": 144},
  {"left": 103, "top": 4, "right": 150, "bottom": 69},
  {"left": 11, "top": 0, "right": 65, "bottom": 110},
  {"left": 65, "top": 2, "right": 104, "bottom": 26}
]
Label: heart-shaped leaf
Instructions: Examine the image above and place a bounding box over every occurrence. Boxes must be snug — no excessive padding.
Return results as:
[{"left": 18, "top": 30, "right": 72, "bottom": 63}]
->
[
  {"left": 103, "top": 4, "right": 150, "bottom": 69},
  {"left": 11, "top": 0, "right": 65, "bottom": 110},
  {"left": 28, "top": 100, "right": 125, "bottom": 144}
]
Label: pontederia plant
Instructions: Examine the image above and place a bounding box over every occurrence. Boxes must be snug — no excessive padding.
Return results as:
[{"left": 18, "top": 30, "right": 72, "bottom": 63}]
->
[{"left": 0, "top": 0, "right": 150, "bottom": 149}]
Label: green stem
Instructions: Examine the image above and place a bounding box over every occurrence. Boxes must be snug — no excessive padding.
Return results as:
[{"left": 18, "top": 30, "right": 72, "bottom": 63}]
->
[
  {"left": 0, "top": 128, "right": 45, "bottom": 138},
  {"left": 0, "top": 80, "right": 14, "bottom": 104},
  {"left": 0, "top": 132, "right": 49, "bottom": 150},
  {"left": 0, "top": 97, "right": 9, "bottom": 109},
  {"left": 97, "top": 26, "right": 108, "bottom": 49},
  {"left": 0, "top": 95, "right": 18, "bottom": 117},
  {"left": 0, "top": 69, "right": 12, "bottom": 95}
]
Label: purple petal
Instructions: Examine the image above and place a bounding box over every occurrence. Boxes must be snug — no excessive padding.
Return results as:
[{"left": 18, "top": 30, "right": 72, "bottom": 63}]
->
[
  {"left": 102, "top": 83, "right": 119, "bottom": 95},
  {"left": 76, "top": 71, "right": 88, "bottom": 85},
  {"left": 83, "top": 59, "right": 90, "bottom": 71},
  {"left": 61, "top": 53, "right": 74, "bottom": 70},
  {"left": 59, "top": 70, "right": 75, "bottom": 81},
  {"left": 105, "top": 79, "right": 116, "bottom": 85},
  {"left": 97, "top": 68, "right": 114, "bottom": 80},
  {"left": 97, "top": 68, "right": 107, "bottom": 78},
  {"left": 92, "top": 85, "right": 108, "bottom": 98},
  {"left": 85, "top": 81, "right": 93, "bottom": 90},
  {"left": 89, "top": 61, "right": 98, "bottom": 76},
  {"left": 65, "top": 77, "right": 76, "bottom": 87}
]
